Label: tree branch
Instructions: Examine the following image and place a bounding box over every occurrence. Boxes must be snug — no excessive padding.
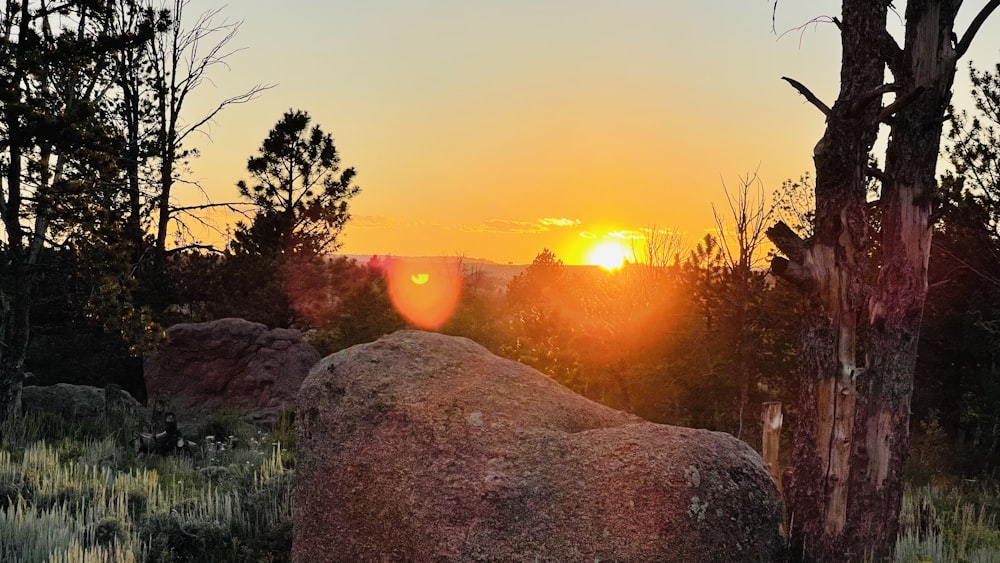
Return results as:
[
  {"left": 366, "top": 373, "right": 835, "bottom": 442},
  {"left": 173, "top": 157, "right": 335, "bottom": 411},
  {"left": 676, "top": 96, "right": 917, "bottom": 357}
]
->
[
  {"left": 851, "top": 83, "right": 899, "bottom": 116},
  {"left": 878, "top": 86, "right": 925, "bottom": 123},
  {"left": 880, "top": 30, "right": 904, "bottom": 76},
  {"left": 956, "top": 0, "right": 1000, "bottom": 58},
  {"left": 170, "top": 201, "right": 254, "bottom": 212},
  {"left": 166, "top": 244, "right": 224, "bottom": 255},
  {"left": 867, "top": 166, "right": 887, "bottom": 184},
  {"left": 782, "top": 76, "right": 830, "bottom": 115},
  {"left": 766, "top": 220, "right": 808, "bottom": 263},
  {"left": 770, "top": 256, "right": 815, "bottom": 292},
  {"left": 177, "top": 83, "right": 275, "bottom": 146}
]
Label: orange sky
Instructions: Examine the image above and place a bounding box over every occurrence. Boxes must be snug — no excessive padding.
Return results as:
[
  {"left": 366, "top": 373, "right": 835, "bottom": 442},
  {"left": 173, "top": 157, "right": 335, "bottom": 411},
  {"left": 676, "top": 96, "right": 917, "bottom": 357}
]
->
[{"left": 181, "top": 1, "right": 1000, "bottom": 265}]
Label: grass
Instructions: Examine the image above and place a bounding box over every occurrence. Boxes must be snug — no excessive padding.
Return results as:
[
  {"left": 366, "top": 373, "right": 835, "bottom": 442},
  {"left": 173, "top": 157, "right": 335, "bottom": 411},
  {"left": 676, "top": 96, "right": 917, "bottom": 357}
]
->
[
  {"left": 896, "top": 482, "right": 1000, "bottom": 563},
  {"left": 5, "top": 403, "right": 999, "bottom": 563},
  {"left": 0, "top": 410, "right": 294, "bottom": 563}
]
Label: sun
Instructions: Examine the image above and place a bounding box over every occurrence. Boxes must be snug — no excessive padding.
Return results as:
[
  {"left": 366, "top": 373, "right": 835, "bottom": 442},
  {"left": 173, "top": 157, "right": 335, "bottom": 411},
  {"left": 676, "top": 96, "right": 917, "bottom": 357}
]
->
[{"left": 586, "top": 241, "right": 631, "bottom": 271}]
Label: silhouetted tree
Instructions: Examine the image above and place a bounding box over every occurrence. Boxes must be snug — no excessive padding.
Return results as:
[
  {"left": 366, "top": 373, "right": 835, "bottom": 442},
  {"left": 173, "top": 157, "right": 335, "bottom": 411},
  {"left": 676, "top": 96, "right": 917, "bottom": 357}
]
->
[
  {"left": 501, "top": 249, "right": 577, "bottom": 382},
  {"left": 910, "top": 60, "right": 1000, "bottom": 473},
  {"left": 233, "top": 109, "right": 359, "bottom": 257},
  {"left": 946, "top": 61, "right": 1000, "bottom": 235},
  {"left": 0, "top": 0, "right": 155, "bottom": 425},
  {"left": 146, "top": 0, "right": 269, "bottom": 260},
  {"left": 712, "top": 171, "right": 775, "bottom": 438}
]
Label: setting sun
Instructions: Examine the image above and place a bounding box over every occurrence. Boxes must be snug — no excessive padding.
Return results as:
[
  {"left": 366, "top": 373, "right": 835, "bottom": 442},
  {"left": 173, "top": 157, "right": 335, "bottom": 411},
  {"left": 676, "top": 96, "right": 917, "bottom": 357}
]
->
[{"left": 586, "top": 241, "right": 632, "bottom": 271}]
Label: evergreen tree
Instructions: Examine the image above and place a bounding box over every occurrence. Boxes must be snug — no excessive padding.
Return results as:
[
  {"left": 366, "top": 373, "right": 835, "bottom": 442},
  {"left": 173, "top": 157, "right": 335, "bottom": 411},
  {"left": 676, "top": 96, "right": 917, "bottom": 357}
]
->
[
  {"left": 0, "top": 0, "right": 155, "bottom": 426},
  {"left": 233, "top": 109, "right": 359, "bottom": 257}
]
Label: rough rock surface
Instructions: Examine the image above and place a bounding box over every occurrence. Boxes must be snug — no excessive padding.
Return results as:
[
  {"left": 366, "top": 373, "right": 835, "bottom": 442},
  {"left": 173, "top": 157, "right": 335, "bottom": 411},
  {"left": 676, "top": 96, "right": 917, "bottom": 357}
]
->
[
  {"left": 294, "top": 330, "right": 783, "bottom": 562},
  {"left": 21, "top": 383, "right": 145, "bottom": 425},
  {"left": 144, "top": 318, "right": 321, "bottom": 426}
]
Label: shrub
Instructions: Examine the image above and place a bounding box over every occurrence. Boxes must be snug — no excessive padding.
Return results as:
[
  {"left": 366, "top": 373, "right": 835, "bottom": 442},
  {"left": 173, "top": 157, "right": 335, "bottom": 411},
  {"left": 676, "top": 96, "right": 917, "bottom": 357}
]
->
[
  {"left": 198, "top": 411, "right": 256, "bottom": 450},
  {"left": 897, "top": 483, "right": 1000, "bottom": 562},
  {"left": 1, "top": 411, "right": 294, "bottom": 562},
  {"left": 140, "top": 512, "right": 231, "bottom": 563}
]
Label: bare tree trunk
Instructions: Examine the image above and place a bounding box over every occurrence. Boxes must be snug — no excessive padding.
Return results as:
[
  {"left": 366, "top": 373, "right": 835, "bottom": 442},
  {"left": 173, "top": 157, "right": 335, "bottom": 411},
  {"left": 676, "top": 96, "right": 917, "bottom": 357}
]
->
[
  {"left": 0, "top": 1, "right": 32, "bottom": 429},
  {"left": 845, "top": 2, "right": 964, "bottom": 557},
  {"left": 768, "top": 1, "right": 998, "bottom": 560},
  {"left": 762, "top": 401, "right": 786, "bottom": 536},
  {"left": 777, "top": 4, "right": 887, "bottom": 558},
  {"left": 147, "top": 0, "right": 270, "bottom": 260},
  {"left": 0, "top": 273, "right": 30, "bottom": 427}
]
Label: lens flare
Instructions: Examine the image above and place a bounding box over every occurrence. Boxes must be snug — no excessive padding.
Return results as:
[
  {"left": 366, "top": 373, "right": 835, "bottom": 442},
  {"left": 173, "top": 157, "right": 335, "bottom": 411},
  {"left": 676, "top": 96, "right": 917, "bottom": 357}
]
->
[{"left": 382, "top": 258, "right": 462, "bottom": 329}]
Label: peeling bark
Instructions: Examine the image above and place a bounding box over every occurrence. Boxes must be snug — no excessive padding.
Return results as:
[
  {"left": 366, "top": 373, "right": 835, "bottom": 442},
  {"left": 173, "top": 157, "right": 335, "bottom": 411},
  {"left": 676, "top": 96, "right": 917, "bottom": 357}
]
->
[{"left": 765, "top": 0, "right": 997, "bottom": 560}]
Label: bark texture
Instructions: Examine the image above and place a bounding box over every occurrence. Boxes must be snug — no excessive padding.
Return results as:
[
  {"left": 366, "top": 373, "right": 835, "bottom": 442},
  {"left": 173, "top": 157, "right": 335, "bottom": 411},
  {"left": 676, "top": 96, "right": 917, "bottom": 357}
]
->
[{"left": 768, "top": 1, "right": 994, "bottom": 560}]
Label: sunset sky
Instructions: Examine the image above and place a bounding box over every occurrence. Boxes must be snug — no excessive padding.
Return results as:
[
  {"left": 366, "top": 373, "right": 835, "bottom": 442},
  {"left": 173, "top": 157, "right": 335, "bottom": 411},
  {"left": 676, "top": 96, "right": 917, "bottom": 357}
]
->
[{"left": 182, "top": 1, "right": 1000, "bottom": 265}]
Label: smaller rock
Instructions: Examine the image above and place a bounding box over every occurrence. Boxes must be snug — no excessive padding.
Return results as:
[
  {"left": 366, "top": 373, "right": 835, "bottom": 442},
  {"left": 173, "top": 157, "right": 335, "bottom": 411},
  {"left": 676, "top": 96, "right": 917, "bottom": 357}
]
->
[{"left": 21, "top": 383, "right": 146, "bottom": 436}]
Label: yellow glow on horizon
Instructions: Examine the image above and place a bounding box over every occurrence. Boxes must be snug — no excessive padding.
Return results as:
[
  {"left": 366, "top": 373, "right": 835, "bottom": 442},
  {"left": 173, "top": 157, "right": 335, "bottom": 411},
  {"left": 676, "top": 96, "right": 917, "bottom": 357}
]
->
[
  {"left": 586, "top": 240, "right": 632, "bottom": 271},
  {"left": 174, "top": 0, "right": 881, "bottom": 265},
  {"left": 410, "top": 273, "right": 430, "bottom": 285}
]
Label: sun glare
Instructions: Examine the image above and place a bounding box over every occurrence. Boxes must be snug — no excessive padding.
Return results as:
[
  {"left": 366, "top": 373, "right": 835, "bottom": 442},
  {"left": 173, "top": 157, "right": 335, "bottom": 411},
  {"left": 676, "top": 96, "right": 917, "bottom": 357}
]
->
[
  {"left": 382, "top": 259, "right": 462, "bottom": 329},
  {"left": 587, "top": 241, "right": 631, "bottom": 271}
]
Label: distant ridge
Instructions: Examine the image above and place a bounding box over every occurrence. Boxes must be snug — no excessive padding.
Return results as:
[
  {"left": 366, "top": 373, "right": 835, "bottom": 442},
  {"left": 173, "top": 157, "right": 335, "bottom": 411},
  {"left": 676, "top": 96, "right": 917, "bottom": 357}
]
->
[
  {"left": 337, "top": 254, "right": 521, "bottom": 266},
  {"left": 334, "top": 254, "right": 632, "bottom": 293}
]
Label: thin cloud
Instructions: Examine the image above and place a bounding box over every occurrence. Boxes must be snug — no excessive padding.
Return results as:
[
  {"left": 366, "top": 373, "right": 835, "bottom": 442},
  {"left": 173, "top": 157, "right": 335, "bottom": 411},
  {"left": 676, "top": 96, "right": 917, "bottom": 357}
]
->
[
  {"left": 539, "top": 217, "right": 580, "bottom": 228},
  {"left": 462, "top": 219, "right": 547, "bottom": 234},
  {"left": 608, "top": 229, "right": 646, "bottom": 240},
  {"left": 463, "top": 217, "right": 581, "bottom": 234}
]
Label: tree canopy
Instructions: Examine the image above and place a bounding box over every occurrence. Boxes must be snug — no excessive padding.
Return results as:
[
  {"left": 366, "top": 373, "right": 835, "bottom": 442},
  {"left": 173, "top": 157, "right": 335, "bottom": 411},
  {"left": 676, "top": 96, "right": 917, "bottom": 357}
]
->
[{"left": 233, "top": 109, "right": 360, "bottom": 257}]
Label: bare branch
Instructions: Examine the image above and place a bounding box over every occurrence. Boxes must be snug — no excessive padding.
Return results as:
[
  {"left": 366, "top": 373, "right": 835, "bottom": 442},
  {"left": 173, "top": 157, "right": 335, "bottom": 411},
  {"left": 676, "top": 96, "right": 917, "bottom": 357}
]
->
[
  {"left": 167, "top": 206, "right": 230, "bottom": 251},
  {"left": 851, "top": 83, "right": 900, "bottom": 116},
  {"left": 631, "top": 225, "right": 687, "bottom": 270},
  {"left": 178, "top": 84, "right": 275, "bottom": 145},
  {"left": 782, "top": 76, "right": 830, "bottom": 116},
  {"left": 769, "top": 256, "right": 815, "bottom": 292},
  {"left": 956, "top": 0, "right": 1000, "bottom": 58},
  {"left": 169, "top": 201, "right": 254, "bottom": 212},
  {"left": 932, "top": 239, "right": 1000, "bottom": 288},
  {"left": 713, "top": 167, "right": 773, "bottom": 273},
  {"left": 877, "top": 86, "right": 925, "bottom": 123},
  {"left": 880, "top": 30, "right": 904, "bottom": 76},
  {"left": 776, "top": 15, "right": 840, "bottom": 48},
  {"left": 766, "top": 221, "right": 807, "bottom": 263},
  {"left": 867, "top": 166, "right": 887, "bottom": 184},
  {"left": 166, "top": 244, "right": 224, "bottom": 255}
]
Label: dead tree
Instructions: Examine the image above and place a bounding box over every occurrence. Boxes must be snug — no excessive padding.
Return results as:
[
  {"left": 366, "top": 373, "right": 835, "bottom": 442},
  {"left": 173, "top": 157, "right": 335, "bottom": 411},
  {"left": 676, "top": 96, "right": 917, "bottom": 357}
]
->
[
  {"left": 767, "top": 1, "right": 999, "bottom": 561},
  {"left": 146, "top": 0, "right": 270, "bottom": 260}
]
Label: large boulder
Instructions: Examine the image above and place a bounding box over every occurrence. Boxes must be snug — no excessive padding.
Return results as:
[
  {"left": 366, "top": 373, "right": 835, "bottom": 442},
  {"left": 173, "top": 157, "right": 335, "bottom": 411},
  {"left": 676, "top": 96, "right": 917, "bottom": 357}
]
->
[
  {"left": 144, "top": 318, "right": 321, "bottom": 428},
  {"left": 294, "top": 330, "right": 783, "bottom": 562}
]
